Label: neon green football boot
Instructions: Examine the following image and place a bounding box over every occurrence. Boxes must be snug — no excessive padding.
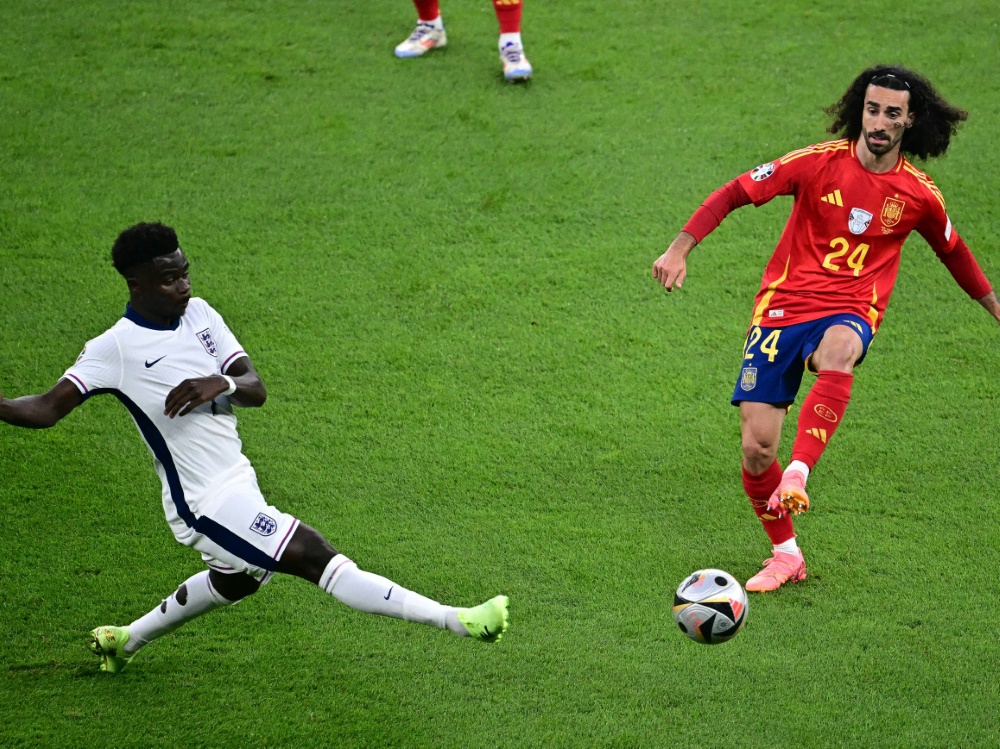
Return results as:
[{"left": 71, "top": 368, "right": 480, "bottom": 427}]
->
[
  {"left": 87, "top": 626, "right": 134, "bottom": 673},
  {"left": 457, "top": 595, "right": 509, "bottom": 643}
]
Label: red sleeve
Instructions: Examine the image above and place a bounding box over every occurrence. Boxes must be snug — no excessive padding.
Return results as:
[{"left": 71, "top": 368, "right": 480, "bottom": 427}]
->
[
  {"left": 937, "top": 235, "right": 992, "bottom": 299},
  {"left": 681, "top": 180, "right": 752, "bottom": 243},
  {"left": 736, "top": 150, "right": 814, "bottom": 206}
]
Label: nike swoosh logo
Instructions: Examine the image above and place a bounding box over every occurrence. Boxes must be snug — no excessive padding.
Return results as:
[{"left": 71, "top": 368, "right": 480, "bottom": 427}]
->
[
  {"left": 384, "top": 586, "right": 394, "bottom": 600},
  {"left": 145, "top": 356, "right": 167, "bottom": 368}
]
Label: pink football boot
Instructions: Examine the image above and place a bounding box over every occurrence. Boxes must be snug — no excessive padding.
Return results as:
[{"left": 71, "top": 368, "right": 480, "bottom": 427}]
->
[{"left": 745, "top": 550, "right": 807, "bottom": 592}]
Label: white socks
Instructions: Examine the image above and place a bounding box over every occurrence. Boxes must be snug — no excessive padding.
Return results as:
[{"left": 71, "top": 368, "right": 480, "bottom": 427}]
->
[
  {"left": 786, "top": 460, "right": 811, "bottom": 481},
  {"left": 774, "top": 538, "right": 799, "bottom": 555},
  {"left": 125, "top": 570, "right": 233, "bottom": 654},
  {"left": 319, "top": 554, "right": 466, "bottom": 635},
  {"left": 123, "top": 557, "right": 470, "bottom": 655},
  {"left": 499, "top": 32, "right": 523, "bottom": 50}
]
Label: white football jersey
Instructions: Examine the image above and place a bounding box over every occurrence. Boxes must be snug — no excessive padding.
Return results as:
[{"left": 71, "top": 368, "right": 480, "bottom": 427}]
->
[{"left": 63, "top": 298, "right": 257, "bottom": 534}]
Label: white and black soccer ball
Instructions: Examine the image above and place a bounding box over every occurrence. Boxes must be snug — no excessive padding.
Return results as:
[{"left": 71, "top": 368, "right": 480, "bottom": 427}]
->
[{"left": 673, "top": 569, "right": 748, "bottom": 645}]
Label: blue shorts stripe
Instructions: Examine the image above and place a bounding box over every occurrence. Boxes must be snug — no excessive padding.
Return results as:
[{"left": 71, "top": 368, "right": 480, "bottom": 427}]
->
[
  {"left": 194, "top": 517, "right": 279, "bottom": 571},
  {"left": 90, "top": 389, "right": 282, "bottom": 573},
  {"left": 90, "top": 388, "right": 197, "bottom": 527}
]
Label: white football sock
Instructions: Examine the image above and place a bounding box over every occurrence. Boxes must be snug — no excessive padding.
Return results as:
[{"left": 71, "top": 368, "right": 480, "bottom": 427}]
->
[
  {"left": 774, "top": 538, "right": 799, "bottom": 555},
  {"left": 499, "top": 32, "right": 523, "bottom": 50},
  {"left": 125, "top": 570, "right": 233, "bottom": 654},
  {"left": 318, "top": 554, "right": 465, "bottom": 635},
  {"left": 420, "top": 15, "right": 444, "bottom": 28},
  {"left": 786, "top": 460, "right": 810, "bottom": 481}
]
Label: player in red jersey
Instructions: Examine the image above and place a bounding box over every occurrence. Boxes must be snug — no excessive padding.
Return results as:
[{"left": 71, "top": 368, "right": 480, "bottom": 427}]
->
[{"left": 652, "top": 65, "right": 1000, "bottom": 591}]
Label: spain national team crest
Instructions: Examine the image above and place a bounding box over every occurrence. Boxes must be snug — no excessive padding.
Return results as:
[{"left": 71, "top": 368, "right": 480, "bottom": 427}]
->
[
  {"left": 848, "top": 207, "right": 873, "bottom": 235},
  {"left": 740, "top": 367, "right": 757, "bottom": 391},
  {"left": 880, "top": 197, "right": 905, "bottom": 228},
  {"left": 751, "top": 162, "right": 775, "bottom": 181},
  {"left": 196, "top": 328, "right": 218, "bottom": 357},
  {"left": 250, "top": 512, "right": 277, "bottom": 536}
]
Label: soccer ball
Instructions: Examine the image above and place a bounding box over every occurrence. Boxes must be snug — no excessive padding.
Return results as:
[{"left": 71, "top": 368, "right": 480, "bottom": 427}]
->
[{"left": 672, "top": 569, "right": 748, "bottom": 644}]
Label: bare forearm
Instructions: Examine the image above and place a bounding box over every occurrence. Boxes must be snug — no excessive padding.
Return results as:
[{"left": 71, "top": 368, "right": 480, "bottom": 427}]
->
[
  {"left": 975, "top": 290, "right": 1000, "bottom": 324},
  {"left": 0, "top": 394, "right": 62, "bottom": 428},
  {"left": 227, "top": 373, "right": 266, "bottom": 408},
  {"left": 667, "top": 231, "right": 698, "bottom": 258}
]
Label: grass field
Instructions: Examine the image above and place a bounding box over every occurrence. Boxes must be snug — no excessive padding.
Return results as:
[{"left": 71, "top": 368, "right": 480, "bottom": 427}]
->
[{"left": 3, "top": 1, "right": 1000, "bottom": 746}]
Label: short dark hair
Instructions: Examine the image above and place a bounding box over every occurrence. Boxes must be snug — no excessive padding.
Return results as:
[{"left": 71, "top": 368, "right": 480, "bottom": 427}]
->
[
  {"left": 111, "top": 222, "right": 180, "bottom": 275},
  {"left": 826, "top": 64, "right": 968, "bottom": 160}
]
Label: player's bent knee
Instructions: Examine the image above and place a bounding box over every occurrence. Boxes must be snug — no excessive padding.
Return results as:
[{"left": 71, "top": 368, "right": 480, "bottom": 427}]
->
[
  {"left": 208, "top": 569, "right": 261, "bottom": 603},
  {"left": 741, "top": 438, "right": 776, "bottom": 471},
  {"left": 276, "top": 523, "right": 338, "bottom": 584},
  {"left": 814, "top": 327, "right": 864, "bottom": 371}
]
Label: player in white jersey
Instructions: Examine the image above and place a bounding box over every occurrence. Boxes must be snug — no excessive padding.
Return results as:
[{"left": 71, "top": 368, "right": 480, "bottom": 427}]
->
[{"left": 0, "top": 222, "right": 509, "bottom": 673}]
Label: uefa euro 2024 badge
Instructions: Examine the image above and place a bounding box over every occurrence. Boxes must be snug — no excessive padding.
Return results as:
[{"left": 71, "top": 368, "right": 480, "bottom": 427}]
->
[{"left": 751, "top": 163, "right": 775, "bottom": 181}]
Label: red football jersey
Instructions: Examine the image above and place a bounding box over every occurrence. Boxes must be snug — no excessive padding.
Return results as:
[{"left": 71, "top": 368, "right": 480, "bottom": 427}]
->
[{"left": 736, "top": 139, "right": 958, "bottom": 331}]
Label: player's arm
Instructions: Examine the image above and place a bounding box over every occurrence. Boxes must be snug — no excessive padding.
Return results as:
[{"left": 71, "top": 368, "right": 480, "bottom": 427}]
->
[
  {"left": 975, "top": 290, "right": 1000, "bottom": 324},
  {"left": 938, "top": 237, "right": 1000, "bottom": 325},
  {"left": 0, "top": 378, "right": 84, "bottom": 429},
  {"left": 939, "top": 242, "right": 999, "bottom": 325},
  {"left": 652, "top": 179, "right": 752, "bottom": 291},
  {"left": 163, "top": 355, "right": 266, "bottom": 418}
]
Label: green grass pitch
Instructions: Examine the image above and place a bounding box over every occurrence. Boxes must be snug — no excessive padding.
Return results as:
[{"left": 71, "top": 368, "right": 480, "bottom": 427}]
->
[{"left": 2, "top": 1, "right": 999, "bottom": 746}]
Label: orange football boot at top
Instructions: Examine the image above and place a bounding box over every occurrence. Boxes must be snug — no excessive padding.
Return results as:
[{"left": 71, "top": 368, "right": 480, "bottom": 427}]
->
[{"left": 766, "top": 469, "right": 810, "bottom": 517}]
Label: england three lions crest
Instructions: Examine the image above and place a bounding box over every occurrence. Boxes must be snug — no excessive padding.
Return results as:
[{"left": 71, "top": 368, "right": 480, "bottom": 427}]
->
[
  {"left": 250, "top": 513, "right": 277, "bottom": 536},
  {"left": 848, "top": 207, "right": 873, "bottom": 235},
  {"left": 881, "top": 197, "right": 905, "bottom": 228},
  {"left": 196, "top": 328, "right": 218, "bottom": 357}
]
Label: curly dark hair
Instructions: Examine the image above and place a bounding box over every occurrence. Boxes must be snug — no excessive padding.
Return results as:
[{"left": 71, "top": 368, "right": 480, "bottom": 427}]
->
[
  {"left": 826, "top": 64, "right": 968, "bottom": 160},
  {"left": 111, "top": 222, "right": 179, "bottom": 275}
]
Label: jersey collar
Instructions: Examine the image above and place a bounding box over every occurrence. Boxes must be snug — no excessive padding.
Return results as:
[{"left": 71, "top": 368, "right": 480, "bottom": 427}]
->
[{"left": 124, "top": 304, "right": 181, "bottom": 331}]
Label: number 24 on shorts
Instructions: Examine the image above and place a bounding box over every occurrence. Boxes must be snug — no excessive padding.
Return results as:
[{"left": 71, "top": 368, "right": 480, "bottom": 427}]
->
[{"left": 743, "top": 327, "right": 782, "bottom": 363}]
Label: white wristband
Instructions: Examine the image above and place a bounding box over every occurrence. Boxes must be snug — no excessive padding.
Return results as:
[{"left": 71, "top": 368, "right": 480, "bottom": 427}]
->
[{"left": 221, "top": 375, "right": 237, "bottom": 396}]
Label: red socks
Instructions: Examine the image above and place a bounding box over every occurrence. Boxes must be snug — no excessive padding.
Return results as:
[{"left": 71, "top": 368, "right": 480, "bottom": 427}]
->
[
  {"left": 791, "top": 370, "right": 853, "bottom": 469},
  {"left": 742, "top": 460, "right": 794, "bottom": 544},
  {"left": 413, "top": 0, "right": 440, "bottom": 21},
  {"left": 742, "top": 372, "right": 853, "bottom": 545},
  {"left": 416, "top": 1, "right": 522, "bottom": 35},
  {"left": 492, "top": 0, "right": 523, "bottom": 33}
]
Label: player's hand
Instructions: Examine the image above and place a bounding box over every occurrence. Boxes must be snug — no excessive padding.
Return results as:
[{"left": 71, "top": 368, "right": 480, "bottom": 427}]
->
[
  {"left": 652, "top": 250, "right": 687, "bottom": 292},
  {"left": 164, "top": 376, "right": 228, "bottom": 418},
  {"left": 652, "top": 232, "right": 697, "bottom": 292}
]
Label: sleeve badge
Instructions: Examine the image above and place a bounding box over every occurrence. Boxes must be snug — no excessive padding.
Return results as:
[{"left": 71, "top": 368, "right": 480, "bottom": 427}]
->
[{"left": 750, "top": 163, "right": 776, "bottom": 181}]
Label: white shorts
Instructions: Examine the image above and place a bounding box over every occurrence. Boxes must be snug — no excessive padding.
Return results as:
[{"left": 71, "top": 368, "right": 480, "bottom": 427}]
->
[{"left": 171, "top": 481, "right": 300, "bottom": 583}]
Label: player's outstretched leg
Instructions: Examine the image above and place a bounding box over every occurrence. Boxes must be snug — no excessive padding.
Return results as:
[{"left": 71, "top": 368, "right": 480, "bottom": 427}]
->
[
  {"left": 745, "top": 549, "right": 807, "bottom": 592},
  {"left": 87, "top": 570, "right": 255, "bottom": 673},
  {"left": 457, "top": 595, "right": 510, "bottom": 642},
  {"left": 317, "top": 553, "right": 509, "bottom": 642},
  {"left": 87, "top": 626, "right": 133, "bottom": 673}
]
